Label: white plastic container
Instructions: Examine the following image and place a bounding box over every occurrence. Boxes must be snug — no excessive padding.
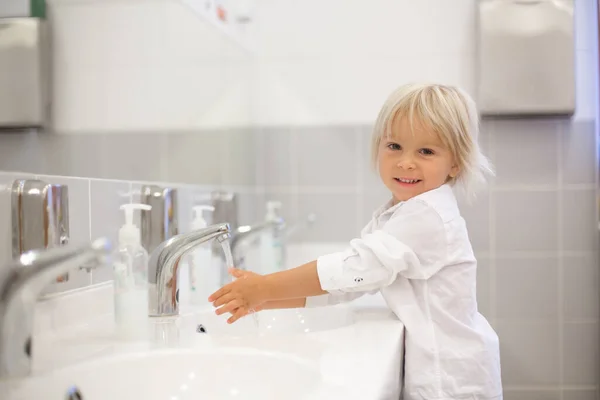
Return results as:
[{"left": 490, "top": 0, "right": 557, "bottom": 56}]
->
[
  {"left": 114, "top": 203, "right": 151, "bottom": 341},
  {"left": 259, "top": 201, "right": 284, "bottom": 274}
]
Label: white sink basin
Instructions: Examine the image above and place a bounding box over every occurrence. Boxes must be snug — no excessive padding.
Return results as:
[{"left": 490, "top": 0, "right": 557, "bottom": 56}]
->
[
  {"left": 177, "top": 304, "right": 355, "bottom": 337},
  {"left": 4, "top": 348, "right": 348, "bottom": 400}
]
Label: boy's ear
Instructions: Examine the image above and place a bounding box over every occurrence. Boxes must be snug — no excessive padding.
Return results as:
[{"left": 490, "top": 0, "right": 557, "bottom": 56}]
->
[{"left": 449, "top": 164, "right": 460, "bottom": 178}]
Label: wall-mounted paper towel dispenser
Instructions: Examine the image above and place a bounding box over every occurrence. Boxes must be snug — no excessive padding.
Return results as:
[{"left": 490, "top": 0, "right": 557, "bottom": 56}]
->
[
  {"left": 0, "top": 17, "right": 50, "bottom": 128},
  {"left": 477, "top": 0, "right": 575, "bottom": 117}
]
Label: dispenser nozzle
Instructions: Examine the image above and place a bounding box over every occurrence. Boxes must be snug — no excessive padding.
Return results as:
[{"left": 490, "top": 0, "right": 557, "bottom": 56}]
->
[
  {"left": 120, "top": 203, "right": 152, "bottom": 226},
  {"left": 192, "top": 205, "right": 215, "bottom": 220}
]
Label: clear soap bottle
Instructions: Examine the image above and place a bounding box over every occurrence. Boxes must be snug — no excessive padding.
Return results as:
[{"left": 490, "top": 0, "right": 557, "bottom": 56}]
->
[{"left": 114, "top": 203, "right": 151, "bottom": 341}]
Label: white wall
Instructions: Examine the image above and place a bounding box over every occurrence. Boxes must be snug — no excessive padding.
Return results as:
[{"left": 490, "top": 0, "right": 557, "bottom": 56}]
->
[
  {"left": 252, "top": 0, "right": 596, "bottom": 126},
  {"left": 0, "top": 0, "right": 29, "bottom": 17},
  {"left": 48, "top": 0, "right": 252, "bottom": 133},
  {"left": 47, "top": 0, "right": 596, "bottom": 130}
]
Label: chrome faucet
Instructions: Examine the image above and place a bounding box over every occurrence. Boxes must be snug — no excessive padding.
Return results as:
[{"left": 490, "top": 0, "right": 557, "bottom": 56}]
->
[
  {"left": 0, "top": 238, "right": 111, "bottom": 379},
  {"left": 147, "top": 223, "right": 231, "bottom": 318}
]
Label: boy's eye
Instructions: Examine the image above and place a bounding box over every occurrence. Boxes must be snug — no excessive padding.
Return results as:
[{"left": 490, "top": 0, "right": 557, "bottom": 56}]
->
[
  {"left": 387, "top": 143, "right": 401, "bottom": 151},
  {"left": 420, "top": 148, "right": 435, "bottom": 155}
]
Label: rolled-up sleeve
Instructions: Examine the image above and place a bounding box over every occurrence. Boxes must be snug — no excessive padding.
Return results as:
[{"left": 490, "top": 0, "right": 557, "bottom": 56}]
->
[
  {"left": 304, "top": 291, "right": 366, "bottom": 308},
  {"left": 315, "top": 200, "right": 447, "bottom": 295}
]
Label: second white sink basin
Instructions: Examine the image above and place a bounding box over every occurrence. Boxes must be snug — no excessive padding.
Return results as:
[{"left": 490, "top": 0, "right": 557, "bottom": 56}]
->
[{"left": 4, "top": 348, "right": 350, "bottom": 400}]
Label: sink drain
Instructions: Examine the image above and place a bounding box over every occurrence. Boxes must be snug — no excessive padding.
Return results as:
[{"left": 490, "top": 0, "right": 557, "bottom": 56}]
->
[
  {"left": 196, "top": 324, "right": 207, "bottom": 334},
  {"left": 66, "top": 386, "right": 83, "bottom": 399}
]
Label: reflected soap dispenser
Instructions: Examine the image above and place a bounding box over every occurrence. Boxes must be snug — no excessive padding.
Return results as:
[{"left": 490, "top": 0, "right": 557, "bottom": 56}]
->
[
  {"left": 188, "top": 205, "right": 216, "bottom": 305},
  {"left": 260, "top": 201, "right": 284, "bottom": 274},
  {"left": 114, "top": 203, "right": 151, "bottom": 341}
]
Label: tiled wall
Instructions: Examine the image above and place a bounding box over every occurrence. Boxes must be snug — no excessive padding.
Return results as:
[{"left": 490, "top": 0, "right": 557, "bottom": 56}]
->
[
  {"left": 0, "top": 170, "right": 263, "bottom": 295},
  {"left": 0, "top": 129, "right": 258, "bottom": 183},
  {"left": 487, "top": 118, "right": 598, "bottom": 400}
]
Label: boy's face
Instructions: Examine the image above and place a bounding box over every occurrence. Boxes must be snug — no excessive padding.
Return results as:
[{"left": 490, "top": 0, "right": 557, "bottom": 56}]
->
[{"left": 378, "top": 116, "right": 459, "bottom": 203}]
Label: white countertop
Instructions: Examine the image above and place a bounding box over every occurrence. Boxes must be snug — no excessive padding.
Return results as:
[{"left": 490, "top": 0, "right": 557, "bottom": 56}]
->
[{"left": 3, "top": 286, "right": 405, "bottom": 400}]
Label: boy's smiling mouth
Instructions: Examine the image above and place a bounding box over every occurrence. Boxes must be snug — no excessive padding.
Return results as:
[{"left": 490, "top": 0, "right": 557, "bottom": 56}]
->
[{"left": 394, "top": 177, "right": 422, "bottom": 185}]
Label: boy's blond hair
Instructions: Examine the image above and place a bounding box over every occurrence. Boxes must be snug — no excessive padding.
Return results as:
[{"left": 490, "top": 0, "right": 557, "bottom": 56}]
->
[{"left": 371, "top": 83, "right": 494, "bottom": 199}]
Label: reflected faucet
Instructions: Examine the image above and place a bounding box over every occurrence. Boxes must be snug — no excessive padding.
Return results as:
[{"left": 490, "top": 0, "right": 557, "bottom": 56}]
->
[
  {"left": 147, "top": 223, "right": 231, "bottom": 317},
  {"left": 221, "top": 213, "right": 316, "bottom": 272},
  {"left": 0, "top": 238, "right": 111, "bottom": 379},
  {"left": 227, "top": 218, "right": 285, "bottom": 268}
]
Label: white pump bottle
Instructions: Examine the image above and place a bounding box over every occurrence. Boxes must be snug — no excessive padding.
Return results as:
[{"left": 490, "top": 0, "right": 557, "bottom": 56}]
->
[
  {"left": 114, "top": 203, "right": 151, "bottom": 341},
  {"left": 259, "top": 201, "right": 284, "bottom": 274},
  {"left": 187, "top": 205, "right": 216, "bottom": 306}
]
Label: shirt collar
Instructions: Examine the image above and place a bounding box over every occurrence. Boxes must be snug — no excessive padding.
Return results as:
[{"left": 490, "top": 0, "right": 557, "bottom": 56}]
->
[
  {"left": 372, "top": 198, "right": 396, "bottom": 219},
  {"left": 371, "top": 184, "right": 454, "bottom": 219}
]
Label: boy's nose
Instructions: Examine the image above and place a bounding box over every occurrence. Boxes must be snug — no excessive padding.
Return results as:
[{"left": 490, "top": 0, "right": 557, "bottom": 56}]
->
[{"left": 397, "top": 158, "right": 416, "bottom": 170}]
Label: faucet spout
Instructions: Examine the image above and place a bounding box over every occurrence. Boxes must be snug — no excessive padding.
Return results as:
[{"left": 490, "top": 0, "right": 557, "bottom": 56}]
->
[
  {"left": 0, "top": 238, "right": 111, "bottom": 379},
  {"left": 148, "top": 222, "right": 230, "bottom": 317}
]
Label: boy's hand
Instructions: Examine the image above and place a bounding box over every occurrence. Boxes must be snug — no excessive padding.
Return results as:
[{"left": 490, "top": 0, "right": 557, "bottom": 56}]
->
[
  {"left": 225, "top": 303, "right": 266, "bottom": 321},
  {"left": 208, "top": 268, "right": 269, "bottom": 324}
]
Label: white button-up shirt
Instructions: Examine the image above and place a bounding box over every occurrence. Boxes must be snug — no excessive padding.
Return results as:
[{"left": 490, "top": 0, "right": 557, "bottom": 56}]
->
[{"left": 306, "top": 184, "right": 502, "bottom": 400}]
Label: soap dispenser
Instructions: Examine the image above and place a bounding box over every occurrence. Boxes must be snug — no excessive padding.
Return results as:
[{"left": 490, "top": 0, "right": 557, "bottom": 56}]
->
[
  {"left": 259, "top": 201, "right": 284, "bottom": 274},
  {"left": 114, "top": 203, "right": 151, "bottom": 341},
  {"left": 188, "top": 205, "right": 216, "bottom": 305}
]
